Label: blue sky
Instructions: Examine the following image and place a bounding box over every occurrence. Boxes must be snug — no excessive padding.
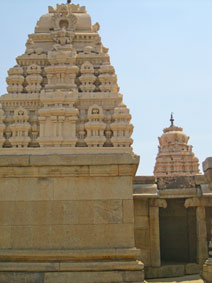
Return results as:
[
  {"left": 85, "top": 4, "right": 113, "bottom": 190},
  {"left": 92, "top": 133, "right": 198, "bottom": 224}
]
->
[{"left": 0, "top": 0, "right": 212, "bottom": 175}]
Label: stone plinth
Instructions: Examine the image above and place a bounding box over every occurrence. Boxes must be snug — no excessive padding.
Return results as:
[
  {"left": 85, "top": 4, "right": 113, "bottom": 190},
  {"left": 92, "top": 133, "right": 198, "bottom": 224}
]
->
[
  {"left": 203, "top": 257, "right": 212, "bottom": 282},
  {"left": 0, "top": 152, "right": 144, "bottom": 283}
]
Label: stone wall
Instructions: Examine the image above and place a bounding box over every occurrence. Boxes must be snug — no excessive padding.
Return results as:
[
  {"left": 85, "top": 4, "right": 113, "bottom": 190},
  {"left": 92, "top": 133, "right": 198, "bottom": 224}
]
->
[{"left": 0, "top": 153, "right": 144, "bottom": 283}]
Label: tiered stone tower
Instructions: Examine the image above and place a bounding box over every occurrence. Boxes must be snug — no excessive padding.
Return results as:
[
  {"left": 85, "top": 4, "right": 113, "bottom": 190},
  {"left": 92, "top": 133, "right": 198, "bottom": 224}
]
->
[
  {"left": 154, "top": 114, "right": 200, "bottom": 178},
  {"left": 0, "top": 3, "right": 133, "bottom": 151},
  {"left": 0, "top": 3, "right": 143, "bottom": 283}
]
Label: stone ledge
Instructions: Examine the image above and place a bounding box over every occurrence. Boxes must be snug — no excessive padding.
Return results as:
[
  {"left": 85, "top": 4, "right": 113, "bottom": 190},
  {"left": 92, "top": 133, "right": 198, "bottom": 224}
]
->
[
  {"left": 0, "top": 165, "right": 138, "bottom": 177},
  {"left": 145, "top": 264, "right": 201, "bottom": 280},
  {"left": 0, "top": 152, "right": 139, "bottom": 167},
  {"left": 145, "top": 265, "right": 185, "bottom": 279},
  {"left": 0, "top": 270, "right": 145, "bottom": 283},
  {"left": 0, "top": 248, "right": 141, "bottom": 262},
  {"left": 44, "top": 270, "right": 145, "bottom": 283},
  {"left": 0, "top": 261, "right": 144, "bottom": 272}
]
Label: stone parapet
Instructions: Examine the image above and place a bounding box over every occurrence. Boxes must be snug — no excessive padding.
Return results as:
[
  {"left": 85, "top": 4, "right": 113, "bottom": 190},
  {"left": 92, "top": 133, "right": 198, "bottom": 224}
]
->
[{"left": 203, "top": 157, "right": 212, "bottom": 191}]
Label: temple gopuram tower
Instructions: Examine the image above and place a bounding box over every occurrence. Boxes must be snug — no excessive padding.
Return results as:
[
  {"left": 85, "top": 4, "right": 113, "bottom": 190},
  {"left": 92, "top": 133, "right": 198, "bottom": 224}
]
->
[
  {"left": 154, "top": 114, "right": 200, "bottom": 178},
  {"left": 0, "top": 3, "right": 144, "bottom": 283}
]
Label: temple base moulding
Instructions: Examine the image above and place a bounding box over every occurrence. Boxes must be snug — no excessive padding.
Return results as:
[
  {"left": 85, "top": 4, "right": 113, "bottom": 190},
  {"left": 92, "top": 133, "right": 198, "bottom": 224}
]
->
[{"left": 0, "top": 248, "right": 144, "bottom": 283}]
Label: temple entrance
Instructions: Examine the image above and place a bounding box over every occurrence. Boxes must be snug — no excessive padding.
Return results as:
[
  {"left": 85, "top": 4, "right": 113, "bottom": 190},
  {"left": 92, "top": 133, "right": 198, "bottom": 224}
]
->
[{"left": 160, "top": 199, "right": 197, "bottom": 263}]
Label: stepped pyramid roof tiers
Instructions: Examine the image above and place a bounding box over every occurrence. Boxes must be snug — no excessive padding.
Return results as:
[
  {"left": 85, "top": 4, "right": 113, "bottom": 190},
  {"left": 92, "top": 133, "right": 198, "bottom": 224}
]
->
[
  {"left": 154, "top": 114, "right": 200, "bottom": 178},
  {"left": 0, "top": 2, "right": 133, "bottom": 153}
]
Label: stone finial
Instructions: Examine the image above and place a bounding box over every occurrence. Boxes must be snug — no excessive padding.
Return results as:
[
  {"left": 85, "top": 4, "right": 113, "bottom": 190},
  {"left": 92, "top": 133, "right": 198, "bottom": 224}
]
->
[
  {"left": 170, "top": 112, "right": 174, "bottom": 126},
  {"left": 67, "top": 0, "right": 71, "bottom": 3}
]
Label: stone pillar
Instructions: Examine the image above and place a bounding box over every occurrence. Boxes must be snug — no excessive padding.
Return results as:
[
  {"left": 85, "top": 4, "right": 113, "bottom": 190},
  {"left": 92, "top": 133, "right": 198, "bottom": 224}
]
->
[
  {"left": 196, "top": 206, "right": 208, "bottom": 264},
  {"left": 149, "top": 206, "right": 160, "bottom": 267},
  {"left": 202, "top": 157, "right": 212, "bottom": 282},
  {"left": 149, "top": 199, "right": 167, "bottom": 267}
]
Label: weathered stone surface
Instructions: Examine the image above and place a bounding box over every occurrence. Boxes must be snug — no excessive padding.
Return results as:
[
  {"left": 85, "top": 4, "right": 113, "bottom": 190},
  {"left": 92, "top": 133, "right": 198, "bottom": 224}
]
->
[
  {"left": 0, "top": 261, "right": 143, "bottom": 272},
  {"left": 0, "top": 200, "right": 123, "bottom": 226},
  {"left": 0, "top": 151, "right": 142, "bottom": 281},
  {"left": 123, "top": 200, "right": 134, "bottom": 224},
  {"left": 147, "top": 274, "right": 205, "bottom": 282},
  {"left": 0, "top": 178, "right": 54, "bottom": 201},
  {"left": 0, "top": 155, "right": 29, "bottom": 166},
  {"left": 53, "top": 176, "right": 133, "bottom": 201},
  {"left": 203, "top": 157, "right": 212, "bottom": 173},
  {"left": 44, "top": 271, "right": 144, "bottom": 283},
  {"left": 9, "top": 224, "right": 134, "bottom": 250},
  {"left": 185, "top": 263, "right": 201, "bottom": 275},
  {"left": 138, "top": 249, "right": 151, "bottom": 266},
  {"left": 134, "top": 199, "right": 148, "bottom": 216},
  {"left": 0, "top": 226, "right": 11, "bottom": 249},
  {"left": 0, "top": 248, "right": 141, "bottom": 262},
  {"left": 134, "top": 216, "right": 149, "bottom": 229},
  {"left": 202, "top": 260, "right": 212, "bottom": 282},
  {"left": 29, "top": 153, "right": 139, "bottom": 166},
  {"left": 0, "top": 272, "right": 44, "bottom": 283},
  {"left": 0, "top": 176, "right": 133, "bottom": 201},
  {"left": 145, "top": 265, "right": 185, "bottom": 279},
  {"left": 196, "top": 207, "right": 208, "bottom": 264},
  {"left": 135, "top": 229, "right": 150, "bottom": 249},
  {"left": 157, "top": 176, "right": 196, "bottom": 190}
]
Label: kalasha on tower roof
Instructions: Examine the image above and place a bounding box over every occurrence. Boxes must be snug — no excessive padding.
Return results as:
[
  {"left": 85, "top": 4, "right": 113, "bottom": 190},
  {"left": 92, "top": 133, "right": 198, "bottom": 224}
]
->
[
  {"left": 0, "top": 2, "right": 133, "bottom": 153},
  {"left": 154, "top": 114, "right": 200, "bottom": 178}
]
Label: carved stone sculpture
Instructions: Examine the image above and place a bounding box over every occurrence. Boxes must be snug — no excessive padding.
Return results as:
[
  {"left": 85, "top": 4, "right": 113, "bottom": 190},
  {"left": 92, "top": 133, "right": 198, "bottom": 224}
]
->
[{"left": 0, "top": 3, "right": 133, "bottom": 152}]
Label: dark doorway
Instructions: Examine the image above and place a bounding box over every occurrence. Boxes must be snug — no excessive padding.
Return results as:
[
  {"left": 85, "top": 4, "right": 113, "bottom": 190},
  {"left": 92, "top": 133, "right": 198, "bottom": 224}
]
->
[{"left": 160, "top": 199, "right": 197, "bottom": 263}]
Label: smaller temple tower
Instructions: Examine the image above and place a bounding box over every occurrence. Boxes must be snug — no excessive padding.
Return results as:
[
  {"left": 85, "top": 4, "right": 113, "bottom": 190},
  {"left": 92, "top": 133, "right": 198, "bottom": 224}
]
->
[{"left": 154, "top": 114, "right": 200, "bottom": 178}]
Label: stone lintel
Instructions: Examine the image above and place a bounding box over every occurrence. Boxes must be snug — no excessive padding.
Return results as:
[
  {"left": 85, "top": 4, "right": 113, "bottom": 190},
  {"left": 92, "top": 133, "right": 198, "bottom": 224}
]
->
[
  {"left": 159, "top": 188, "right": 199, "bottom": 199},
  {"left": 149, "top": 199, "right": 167, "bottom": 208},
  {"left": 133, "top": 183, "right": 158, "bottom": 196},
  {"left": 184, "top": 197, "right": 212, "bottom": 208},
  {"left": 133, "top": 194, "right": 158, "bottom": 199}
]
